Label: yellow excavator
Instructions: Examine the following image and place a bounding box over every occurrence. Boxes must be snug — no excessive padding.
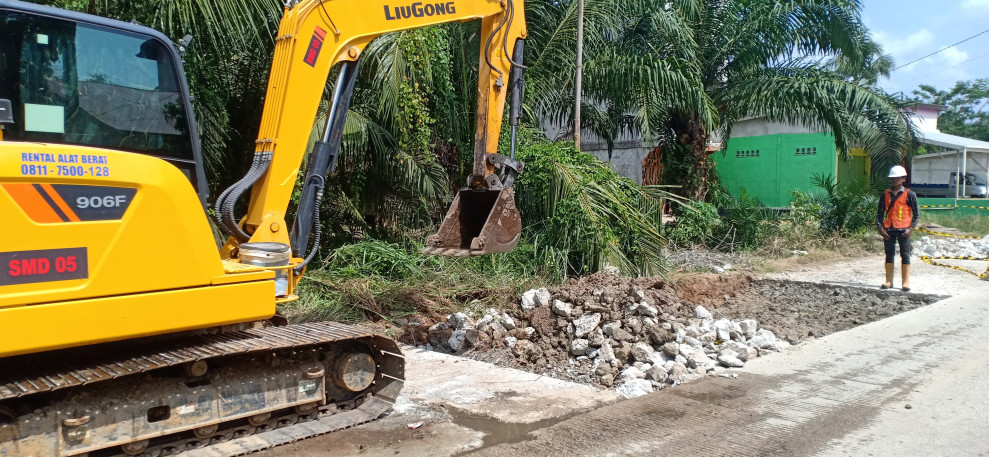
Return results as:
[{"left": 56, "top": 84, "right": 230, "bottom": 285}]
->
[{"left": 0, "top": 0, "right": 526, "bottom": 454}]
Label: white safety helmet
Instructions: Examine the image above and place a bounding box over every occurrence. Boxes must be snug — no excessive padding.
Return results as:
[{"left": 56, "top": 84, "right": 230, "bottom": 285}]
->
[{"left": 888, "top": 165, "right": 908, "bottom": 178}]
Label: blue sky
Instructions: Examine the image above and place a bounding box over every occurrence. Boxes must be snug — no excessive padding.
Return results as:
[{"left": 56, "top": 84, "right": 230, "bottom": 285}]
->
[{"left": 863, "top": 0, "right": 989, "bottom": 97}]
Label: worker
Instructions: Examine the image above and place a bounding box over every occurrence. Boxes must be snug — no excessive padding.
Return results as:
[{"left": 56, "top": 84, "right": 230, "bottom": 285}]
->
[{"left": 876, "top": 165, "right": 919, "bottom": 291}]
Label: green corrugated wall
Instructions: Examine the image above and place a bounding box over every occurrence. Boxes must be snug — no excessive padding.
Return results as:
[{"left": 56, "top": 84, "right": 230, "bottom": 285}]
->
[{"left": 715, "top": 132, "right": 845, "bottom": 207}]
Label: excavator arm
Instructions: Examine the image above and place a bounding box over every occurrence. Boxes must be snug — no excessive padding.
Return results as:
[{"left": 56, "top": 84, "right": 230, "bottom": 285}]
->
[{"left": 215, "top": 0, "right": 528, "bottom": 273}]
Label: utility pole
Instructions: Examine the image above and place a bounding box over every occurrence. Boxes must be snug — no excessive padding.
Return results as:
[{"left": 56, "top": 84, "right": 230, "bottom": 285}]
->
[{"left": 574, "top": 0, "right": 584, "bottom": 150}]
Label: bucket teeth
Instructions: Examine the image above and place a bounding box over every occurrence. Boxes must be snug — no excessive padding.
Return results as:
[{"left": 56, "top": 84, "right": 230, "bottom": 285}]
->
[{"left": 424, "top": 187, "right": 522, "bottom": 256}]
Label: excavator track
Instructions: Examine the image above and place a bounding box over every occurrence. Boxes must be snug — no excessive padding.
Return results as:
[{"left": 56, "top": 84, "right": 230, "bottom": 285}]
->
[{"left": 0, "top": 322, "right": 405, "bottom": 457}]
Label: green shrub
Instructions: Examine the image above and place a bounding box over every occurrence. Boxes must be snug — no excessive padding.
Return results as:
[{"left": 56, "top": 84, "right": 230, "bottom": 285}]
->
[
  {"left": 712, "top": 191, "right": 777, "bottom": 250},
  {"left": 668, "top": 201, "right": 720, "bottom": 246},
  {"left": 811, "top": 174, "right": 875, "bottom": 234},
  {"left": 514, "top": 131, "right": 667, "bottom": 278}
]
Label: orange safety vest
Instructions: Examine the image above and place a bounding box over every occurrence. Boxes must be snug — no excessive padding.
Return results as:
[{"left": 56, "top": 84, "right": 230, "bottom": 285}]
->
[{"left": 883, "top": 189, "right": 913, "bottom": 229}]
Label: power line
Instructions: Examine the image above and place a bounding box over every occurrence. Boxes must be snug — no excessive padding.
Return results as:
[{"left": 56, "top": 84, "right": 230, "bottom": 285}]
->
[
  {"left": 894, "top": 27, "right": 989, "bottom": 70},
  {"left": 899, "top": 49, "right": 989, "bottom": 86}
]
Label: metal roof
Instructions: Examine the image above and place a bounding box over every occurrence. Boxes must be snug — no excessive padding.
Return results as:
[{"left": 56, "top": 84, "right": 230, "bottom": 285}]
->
[{"left": 917, "top": 130, "right": 989, "bottom": 153}]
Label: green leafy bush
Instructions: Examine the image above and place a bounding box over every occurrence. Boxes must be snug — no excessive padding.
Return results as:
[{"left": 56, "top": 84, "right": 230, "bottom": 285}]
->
[
  {"left": 668, "top": 201, "right": 720, "bottom": 246},
  {"left": 811, "top": 174, "right": 875, "bottom": 234},
  {"left": 514, "top": 132, "right": 667, "bottom": 278},
  {"left": 711, "top": 191, "right": 777, "bottom": 250}
]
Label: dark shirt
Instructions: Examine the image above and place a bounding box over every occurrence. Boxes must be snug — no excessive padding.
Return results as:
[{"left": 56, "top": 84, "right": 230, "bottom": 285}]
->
[{"left": 876, "top": 187, "right": 919, "bottom": 229}]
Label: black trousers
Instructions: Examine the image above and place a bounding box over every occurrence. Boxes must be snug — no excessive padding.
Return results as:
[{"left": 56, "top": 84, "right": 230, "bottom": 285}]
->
[{"left": 884, "top": 229, "right": 911, "bottom": 264}]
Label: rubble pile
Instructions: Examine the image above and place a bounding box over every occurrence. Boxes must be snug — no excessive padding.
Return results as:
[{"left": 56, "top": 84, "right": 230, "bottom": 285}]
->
[
  {"left": 914, "top": 234, "right": 989, "bottom": 259},
  {"left": 425, "top": 272, "right": 790, "bottom": 398}
]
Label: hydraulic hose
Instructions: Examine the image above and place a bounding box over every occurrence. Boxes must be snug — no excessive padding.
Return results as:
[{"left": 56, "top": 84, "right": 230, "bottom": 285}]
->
[{"left": 215, "top": 151, "right": 272, "bottom": 242}]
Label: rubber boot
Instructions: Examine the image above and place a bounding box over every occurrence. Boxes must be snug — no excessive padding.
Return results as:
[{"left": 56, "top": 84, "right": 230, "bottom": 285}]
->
[
  {"left": 881, "top": 263, "right": 894, "bottom": 289},
  {"left": 901, "top": 264, "right": 911, "bottom": 292}
]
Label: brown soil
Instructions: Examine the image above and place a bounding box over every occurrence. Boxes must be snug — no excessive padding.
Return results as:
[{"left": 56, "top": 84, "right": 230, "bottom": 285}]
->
[{"left": 673, "top": 273, "right": 754, "bottom": 305}]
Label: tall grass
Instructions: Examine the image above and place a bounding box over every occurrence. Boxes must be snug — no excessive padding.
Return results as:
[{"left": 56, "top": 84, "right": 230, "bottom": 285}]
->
[
  {"left": 919, "top": 211, "right": 989, "bottom": 237},
  {"left": 280, "top": 241, "right": 543, "bottom": 324}
]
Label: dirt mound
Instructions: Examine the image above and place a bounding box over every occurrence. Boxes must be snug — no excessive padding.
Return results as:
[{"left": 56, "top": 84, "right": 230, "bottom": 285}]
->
[{"left": 674, "top": 273, "right": 753, "bottom": 305}]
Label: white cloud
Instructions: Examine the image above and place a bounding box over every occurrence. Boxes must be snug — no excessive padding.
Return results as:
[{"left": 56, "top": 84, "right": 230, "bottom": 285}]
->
[
  {"left": 940, "top": 47, "right": 970, "bottom": 66},
  {"left": 962, "top": 0, "right": 989, "bottom": 10},
  {"left": 873, "top": 29, "right": 970, "bottom": 73},
  {"left": 873, "top": 29, "right": 934, "bottom": 59}
]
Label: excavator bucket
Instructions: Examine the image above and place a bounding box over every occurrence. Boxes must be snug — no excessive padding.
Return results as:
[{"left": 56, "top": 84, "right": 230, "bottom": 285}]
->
[{"left": 423, "top": 187, "right": 522, "bottom": 256}]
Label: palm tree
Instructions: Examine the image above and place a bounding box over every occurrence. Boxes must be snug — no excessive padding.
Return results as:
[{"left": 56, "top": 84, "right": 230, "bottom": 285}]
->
[{"left": 664, "top": 0, "right": 916, "bottom": 200}]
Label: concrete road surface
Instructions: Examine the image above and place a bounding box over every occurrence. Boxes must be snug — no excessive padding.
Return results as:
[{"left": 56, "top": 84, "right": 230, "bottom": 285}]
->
[
  {"left": 262, "top": 259, "right": 989, "bottom": 457},
  {"left": 470, "top": 279, "right": 989, "bottom": 456}
]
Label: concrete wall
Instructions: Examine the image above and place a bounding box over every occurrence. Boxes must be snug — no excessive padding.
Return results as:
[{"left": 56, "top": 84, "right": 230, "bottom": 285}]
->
[
  {"left": 541, "top": 119, "right": 652, "bottom": 184},
  {"left": 728, "top": 118, "right": 820, "bottom": 138}
]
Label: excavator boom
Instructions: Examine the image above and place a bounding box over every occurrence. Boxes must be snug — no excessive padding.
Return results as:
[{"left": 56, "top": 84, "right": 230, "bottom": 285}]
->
[{"left": 215, "top": 0, "right": 528, "bottom": 262}]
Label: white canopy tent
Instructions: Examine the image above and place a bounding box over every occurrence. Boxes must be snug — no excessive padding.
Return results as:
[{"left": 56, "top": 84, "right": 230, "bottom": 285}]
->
[{"left": 912, "top": 130, "right": 989, "bottom": 203}]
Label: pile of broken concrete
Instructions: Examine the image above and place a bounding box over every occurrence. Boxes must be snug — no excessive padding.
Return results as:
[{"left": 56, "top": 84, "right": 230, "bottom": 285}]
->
[
  {"left": 424, "top": 272, "right": 790, "bottom": 398},
  {"left": 914, "top": 234, "right": 989, "bottom": 259}
]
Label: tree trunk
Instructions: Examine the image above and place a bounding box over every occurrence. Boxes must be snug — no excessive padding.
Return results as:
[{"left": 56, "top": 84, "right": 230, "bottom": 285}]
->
[{"left": 670, "top": 112, "right": 713, "bottom": 201}]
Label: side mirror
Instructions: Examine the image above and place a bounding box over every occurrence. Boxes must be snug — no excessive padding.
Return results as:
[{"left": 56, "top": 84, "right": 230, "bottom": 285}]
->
[{"left": 0, "top": 99, "right": 13, "bottom": 124}]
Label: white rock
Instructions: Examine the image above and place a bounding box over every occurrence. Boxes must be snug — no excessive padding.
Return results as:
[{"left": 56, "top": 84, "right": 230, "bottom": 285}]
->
[
  {"left": 631, "top": 342, "right": 655, "bottom": 362},
  {"left": 588, "top": 327, "right": 605, "bottom": 347},
  {"left": 504, "top": 336, "right": 518, "bottom": 348},
  {"left": 603, "top": 265, "right": 621, "bottom": 276},
  {"left": 694, "top": 306, "right": 713, "bottom": 320},
  {"left": 668, "top": 362, "right": 689, "bottom": 381},
  {"left": 596, "top": 342, "right": 616, "bottom": 363},
  {"left": 687, "top": 349, "right": 716, "bottom": 369},
  {"left": 717, "top": 348, "right": 745, "bottom": 368},
  {"left": 448, "top": 330, "right": 468, "bottom": 352},
  {"left": 573, "top": 313, "right": 602, "bottom": 338},
  {"left": 615, "top": 379, "right": 653, "bottom": 398},
  {"left": 746, "top": 329, "right": 778, "bottom": 349},
  {"left": 649, "top": 352, "right": 668, "bottom": 366},
  {"left": 678, "top": 343, "right": 695, "bottom": 358},
  {"left": 570, "top": 338, "right": 589, "bottom": 355},
  {"left": 524, "top": 327, "right": 536, "bottom": 338},
  {"left": 714, "top": 319, "right": 733, "bottom": 342},
  {"left": 521, "top": 288, "right": 551, "bottom": 311},
  {"left": 675, "top": 354, "right": 687, "bottom": 364},
  {"left": 619, "top": 366, "right": 646, "bottom": 380},
  {"left": 586, "top": 347, "right": 599, "bottom": 359},
  {"left": 645, "top": 365, "right": 669, "bottom": 382},
  {"left": 636, "top": 302, "right": 659, "bottom": 317},
  {"left": 738, "top": 319, "right": 758, "bottom": 338},
  {"left": 712, "top": 266, "right": 725, "bottom": 274},
  {"left": 501, "top": 314, "right": 516, "bottom": 330},
  {"left": 602, "top": 321, "right": 622, "bottom": 337},
  {"left": 552, "top": 299, "right": 573, "bottom": 317},
  {"left": 631, "top": 289, "right": 647, "bottom": 302},
  {"left": 683, "top": 336, "right": 703, "bottom": 349},
  {"left": 718, "top": 354, "right": 745, "bottom": 367}
]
